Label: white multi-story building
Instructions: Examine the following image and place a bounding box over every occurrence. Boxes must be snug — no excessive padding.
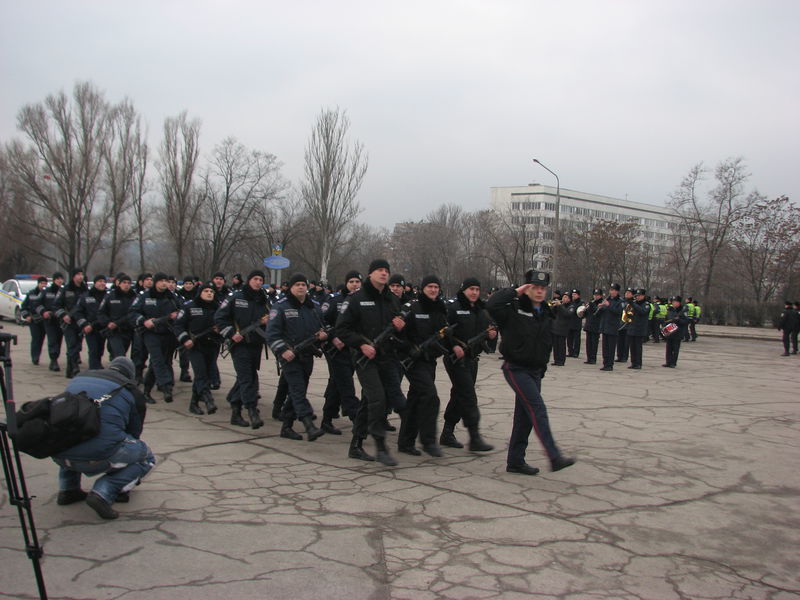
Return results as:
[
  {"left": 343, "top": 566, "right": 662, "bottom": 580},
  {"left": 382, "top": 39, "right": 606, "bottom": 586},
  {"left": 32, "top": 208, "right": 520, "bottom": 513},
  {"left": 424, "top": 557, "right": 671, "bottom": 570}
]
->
[{"left": 490, "top": 184, "right": 679, "bottom": 269}]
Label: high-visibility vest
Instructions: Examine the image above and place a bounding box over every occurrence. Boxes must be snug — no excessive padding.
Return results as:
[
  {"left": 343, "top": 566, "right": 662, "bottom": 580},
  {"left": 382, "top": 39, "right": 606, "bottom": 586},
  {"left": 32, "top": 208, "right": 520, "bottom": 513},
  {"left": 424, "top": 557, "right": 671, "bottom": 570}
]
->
[{"left": 657, "top": 304, "right": 668, "bottom": 318}]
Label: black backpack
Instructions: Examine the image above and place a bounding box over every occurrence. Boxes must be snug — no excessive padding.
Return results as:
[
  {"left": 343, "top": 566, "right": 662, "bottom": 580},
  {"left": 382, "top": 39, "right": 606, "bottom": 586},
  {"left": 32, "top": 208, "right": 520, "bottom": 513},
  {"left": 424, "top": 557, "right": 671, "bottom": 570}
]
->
[{"left": 11, "top": 385, "right": 125, "bottom": 459}]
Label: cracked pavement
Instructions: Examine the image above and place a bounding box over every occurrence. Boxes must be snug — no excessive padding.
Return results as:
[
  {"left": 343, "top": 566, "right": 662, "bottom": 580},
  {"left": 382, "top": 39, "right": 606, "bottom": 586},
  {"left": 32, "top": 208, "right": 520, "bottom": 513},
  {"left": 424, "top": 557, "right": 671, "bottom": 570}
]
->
[{"left": 1, "top": 324, "right": 798, "bottom": 599}]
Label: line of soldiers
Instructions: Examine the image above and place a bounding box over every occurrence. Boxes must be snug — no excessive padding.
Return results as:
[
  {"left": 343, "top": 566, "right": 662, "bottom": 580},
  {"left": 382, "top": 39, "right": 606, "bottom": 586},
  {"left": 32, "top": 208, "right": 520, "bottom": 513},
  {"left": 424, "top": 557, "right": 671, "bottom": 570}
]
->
[
  {"left": 547, "top": 285, "right": 697, "bottom": 370},
  {"left": 18, "top": 260, "right": 579, "bottom": 475}
]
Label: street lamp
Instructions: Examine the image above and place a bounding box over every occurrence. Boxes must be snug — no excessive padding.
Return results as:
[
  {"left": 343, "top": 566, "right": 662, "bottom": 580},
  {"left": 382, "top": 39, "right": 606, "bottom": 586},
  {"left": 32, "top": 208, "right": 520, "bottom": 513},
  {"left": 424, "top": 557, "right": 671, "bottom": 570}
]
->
[{"left": 532, "top": 158, "right": 560, "bottom": 288}]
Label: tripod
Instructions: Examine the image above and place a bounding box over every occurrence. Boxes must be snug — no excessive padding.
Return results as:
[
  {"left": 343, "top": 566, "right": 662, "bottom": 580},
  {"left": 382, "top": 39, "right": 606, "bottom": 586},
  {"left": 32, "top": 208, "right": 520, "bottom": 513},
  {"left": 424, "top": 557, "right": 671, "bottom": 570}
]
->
[{"left": 0, "top": 331, "right": 48, "bottom": 599}]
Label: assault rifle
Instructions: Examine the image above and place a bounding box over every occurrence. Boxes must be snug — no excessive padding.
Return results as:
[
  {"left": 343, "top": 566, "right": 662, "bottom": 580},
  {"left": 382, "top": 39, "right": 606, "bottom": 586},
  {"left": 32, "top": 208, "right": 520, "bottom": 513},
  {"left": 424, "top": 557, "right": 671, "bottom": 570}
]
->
[
  {"left": 20, "top": 314, "right": 44, "bottom": 326},
  {"left": 220, "top": 317, "right": 268, "bottom": 358},
  {"left": 276, "top": 331, "right": 325, "bottom": 369},
  {"left": 355, "top": 309, "right": 411, "bottom": 370},
  {"left": 318, "top": 325, "right": 340, "bottom": 359},
  {"left": 400, "top": 323, "right": 458, "bottom": 372},
  {"left": 189, "top": 325, "right": 221, "bottom": 344},
  {"left": 448, "top": 324, "right": 496, "bottom": 364},
  {"left": 134, "top": 314, "right": 174, "bottom": 336},
  {"left": 100, "top": 321, "right": 125, "bottom": 339}
]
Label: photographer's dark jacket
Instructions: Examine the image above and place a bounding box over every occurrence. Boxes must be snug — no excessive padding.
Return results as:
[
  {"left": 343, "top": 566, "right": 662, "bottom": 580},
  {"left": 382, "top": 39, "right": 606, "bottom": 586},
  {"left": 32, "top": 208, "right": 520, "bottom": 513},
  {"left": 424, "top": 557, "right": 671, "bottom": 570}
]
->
[
  {"left": 214, "top": 286, "right": 270, "bottom": 345},
  {"left": 267, "top": 293, "right": 325, "bottom": 357},
  {"left": 174, "top": 296, "right": 221, "bottom": 347},
  {"left": 487, "top": 287, "right": 554, "bottom": 370}
]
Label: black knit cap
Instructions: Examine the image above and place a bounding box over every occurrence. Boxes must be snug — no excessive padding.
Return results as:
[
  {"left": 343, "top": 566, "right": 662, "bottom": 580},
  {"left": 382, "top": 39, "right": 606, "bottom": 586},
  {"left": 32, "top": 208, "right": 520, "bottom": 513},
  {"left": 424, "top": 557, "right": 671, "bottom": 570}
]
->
[
  {"left": 52, "top": 272, "right": 64, "bottom": 280},
  {"left": 183, "top": 274, "right": 194, "bottom": 282},
  {"left": 388, "top": 274, "right": 405, "bottom": 286},
  {"left": 37, "top": 276, "right": 48, "bottom": 283},
  {"left": 197, "top": 283, "right": 216, "bottom": 294},
  {"left": 344, "top": 270, "right": 362, "bottom": 283},
  {"left": 116, "top": 273, "right": 132, "bottom": 283},
  {"left": 212, "top": 271, "right": 225, "bottom": 279},
  {"left": 288, "top": 272, "right": 308, "bottom": 287},
  {"left": 70, "top": 267, "right": 84, "bottom": 278},
  {"left": 421, "top": 274, "right": 442, "bottom": 288},
  {"left": 368, "top": 258, "right": 391, "bottom": 274},
  {"left": 247, "top": 269, "right": 265, "bottom": 282},
  {"left": 153, "top": 272, "right": 169, "bottom": 283},
  {"left": 461, "top": 277, "right": 481, "bottom": 290},
  {"left": 93, "top": 274, "right": 106, "bottom": 282}
]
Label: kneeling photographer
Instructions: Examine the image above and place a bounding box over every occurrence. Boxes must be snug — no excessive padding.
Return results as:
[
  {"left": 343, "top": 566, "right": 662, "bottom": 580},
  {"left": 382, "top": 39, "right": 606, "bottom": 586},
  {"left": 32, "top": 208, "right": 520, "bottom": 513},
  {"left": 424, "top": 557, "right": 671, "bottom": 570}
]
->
[{"left": 52, "top": 357, "right": 155, "bottom": 520}]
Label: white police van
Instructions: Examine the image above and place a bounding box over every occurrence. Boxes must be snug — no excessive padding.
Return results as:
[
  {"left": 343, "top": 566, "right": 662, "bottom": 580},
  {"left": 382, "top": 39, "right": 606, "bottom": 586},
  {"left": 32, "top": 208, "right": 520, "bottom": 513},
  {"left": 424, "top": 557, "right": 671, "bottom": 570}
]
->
[{"left": 0, "top": 275, "right": 44, "bottom": 324}]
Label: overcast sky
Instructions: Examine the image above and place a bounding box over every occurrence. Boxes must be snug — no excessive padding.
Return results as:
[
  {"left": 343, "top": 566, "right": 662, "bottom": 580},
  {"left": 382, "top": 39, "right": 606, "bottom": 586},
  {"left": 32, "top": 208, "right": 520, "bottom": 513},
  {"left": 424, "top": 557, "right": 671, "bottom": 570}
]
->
[{"left": 1, "top": 1, "right": 798, "bottom": 228}]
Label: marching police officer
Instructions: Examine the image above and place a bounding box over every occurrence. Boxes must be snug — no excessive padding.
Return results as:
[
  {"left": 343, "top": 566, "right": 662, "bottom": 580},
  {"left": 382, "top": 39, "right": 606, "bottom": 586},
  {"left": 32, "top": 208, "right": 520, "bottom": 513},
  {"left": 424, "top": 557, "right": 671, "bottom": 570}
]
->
[
  {"left": 97, "top": 273, "right": 138, "bottom": 359},
  {"left": 131, "top": 273, "right": 153, "bottom": 384},
  {"left": 319, "top": 271, "right": 363, "bottom": 434},
  {"left": 486, "top": 269, "right": 575, "bottom": 475},
  {"left": 440, "top": 277, "right": 495, "bottom": 452},
  {"left": 215, "top": 270, "right": 271, "bottom": 428},
  {"left": 20, "top": 276, "right": 48, "bottom": 365},
  {"left": 267, "top": 273, "right": 327, "bottom": 441},
  {"left": 129, "top": 272, "right": 180, "bottom": 402},
  {"left": 174, "top": 283, "right": 221, "bottom": 415},
  {"left": 596, "top": 283, "right": 623, "bottom": 371},
  {"left": 336, "top": 259, "right": 407, "bottom": 466},
  {"left": 55, "top": 268, "right": 89, "bottom": 378},
  {"left": 74, "top": 275, "right": 109, "bottom": 371}
]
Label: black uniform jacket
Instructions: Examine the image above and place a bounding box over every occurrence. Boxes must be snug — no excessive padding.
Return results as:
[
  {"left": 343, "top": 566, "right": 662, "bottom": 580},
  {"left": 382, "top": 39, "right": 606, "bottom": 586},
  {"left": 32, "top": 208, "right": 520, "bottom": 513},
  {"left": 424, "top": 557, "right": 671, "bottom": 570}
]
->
[
  {"left": 627, "top": 300, "right": 651, "bottom": 337},
  {"left": 97, "top": 287, "right": 138, "bottom": 331},
  {"left": 20, "top": 287, "right": 46, "bottom": 320},
  {"left": 54, "top": 281, "right": 89, "bottom": 320},
  {"left": 486, "top": 287, "right": 554, "bottom": 370},
  {"left": 321, "top": 291, "right": 346, "bottom": 333},
  {"left": 174, "top": 296, "right": 221, "bottom": 346},
  {"left": 778, "top": 308, "right": 799, "bottom": 332},
  {"left": 447, "top": 291, "right": 493, "bottom": 358},
  {"left": 214, "top": 286, "right": 270, "bottom": 345},
  {"left": 129, "top": 288, "right": 181, "bottom": 334},
  {"left": 551, "top": 300, "right": 575, "bottom": 337},
  {"left": 582, "top": 299, "right": 602, "bottom": 334},
  {"left": 267, "top": 293, "right": 325, "bottom": 357},
  {"left": 404, "top": 294, "right": 449, "bottom": 361},
  {"left": 39, "top": 283, "right": 61, "bottom": 317},
  {"left": 596, "top": 295, "right": 624, "bottom": 336},
  {"left": 74, "top": 287, "right": 108, "bottom": 329},
  {"left": 666, "top": 304, "right": 691, "bottom": 336},
  {"left": 335, "top": 277, "right": 403, "bottom": 359}
]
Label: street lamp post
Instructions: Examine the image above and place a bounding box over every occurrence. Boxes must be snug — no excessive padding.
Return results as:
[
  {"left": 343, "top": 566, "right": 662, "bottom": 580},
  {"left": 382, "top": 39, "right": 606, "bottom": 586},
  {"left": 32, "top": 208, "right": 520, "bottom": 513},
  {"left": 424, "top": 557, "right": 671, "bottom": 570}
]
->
[{"left": 533, "top": 158, "right": 560, "bottom": 288}]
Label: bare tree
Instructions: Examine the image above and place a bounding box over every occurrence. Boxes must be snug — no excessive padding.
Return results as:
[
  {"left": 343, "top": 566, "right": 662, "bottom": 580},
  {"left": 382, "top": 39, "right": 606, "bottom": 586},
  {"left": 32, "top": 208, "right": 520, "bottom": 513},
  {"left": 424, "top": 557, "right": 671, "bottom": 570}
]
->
[
  {"left": 159, "top": 111, "right": 202, "bottom": 274},
  {"left": 301, "top": 107, "right": 368, "bottom": 282},
  {"left": 669, "top": 158, "right": 754, "bottom": 298},
  {"left": 103, "top": 99, "right": 149, "bottom": 274},
  {"left": 5, "top": 81, "right": 112, "bottom": 270},
  {"left": 195, "top": 137, "right": 286, "bottom": 274}
]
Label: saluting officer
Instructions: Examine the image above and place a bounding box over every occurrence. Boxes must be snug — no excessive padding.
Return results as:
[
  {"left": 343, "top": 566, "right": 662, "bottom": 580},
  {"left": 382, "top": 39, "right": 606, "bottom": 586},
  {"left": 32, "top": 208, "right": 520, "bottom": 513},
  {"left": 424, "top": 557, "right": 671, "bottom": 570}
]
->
[
  {"left": 267, "top": 273, "right": 327, "bottom": 441},
  {"left": 73, "top": 274, "right": 109, "bottom": 371},
  {"left": 486, "top": 270, "right": 575, "bottom": 476},
  {"left": 97, "top": 273, "right": 138, "bottom": 359},
  {"left": 319, "top": 271, "right": 363, "bottom": 434},
  {"left": 129, "top": 272, "right": 180, "bottom": 402},
  {"left": 336, "top": 259, "right": 407, "bottom": 466},
  {"left": 440, "top": 277, "right": 495, "bottom": 452},
  {"left": 174, "top": 283, "right": 221, "bottom": 415},
  {"left": 21, "top": 276, "right": 49, "bottom": 365},
  {"left": 215, "top": 270, "right": 271, "bottom": 428},
  {"left": 54, "top": 268, "right": 89, "bottom": 378}
]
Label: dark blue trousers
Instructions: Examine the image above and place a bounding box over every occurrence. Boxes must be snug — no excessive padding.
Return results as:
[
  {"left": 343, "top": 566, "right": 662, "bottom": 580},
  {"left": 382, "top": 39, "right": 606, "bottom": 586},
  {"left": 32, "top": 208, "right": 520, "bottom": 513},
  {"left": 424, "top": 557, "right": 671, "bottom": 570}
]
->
[
  {"left": 43, "top": 318, "right": 63, "bottom": 360},
  {"left": 322, "top": 351, "right": 360, "bottom": 421},
  {"left": 143, "top": 332, "right": 175, "bottom": 388},
  {"left": 189, "top": 343, "right": 219, "bottom": 395},
  {"left": 501, "top": 361, "right": 561, "bottom": 467},
  {"left": 85, "top": 330, "right": 105, "bottom": 370},
  {"left": 442, "top": 355, "right": 480, "bottom": 429},
  {"left": 353, "top": 358, "right": 406, "bottom": 440},
  {"left": 106, "top": 331, "right": 133, "bottom": 359},
  {"left": 399, "top": 359, "right": 439, "bottom": 448},
  {"left": 227, "top": 343, "right": 262, "bottom": 409},
  {"left": 279, "top": 355, "right": 315, "bottom": 420},
  {"left": 29, "top": 321, "right": 46, "bottom": 362}
]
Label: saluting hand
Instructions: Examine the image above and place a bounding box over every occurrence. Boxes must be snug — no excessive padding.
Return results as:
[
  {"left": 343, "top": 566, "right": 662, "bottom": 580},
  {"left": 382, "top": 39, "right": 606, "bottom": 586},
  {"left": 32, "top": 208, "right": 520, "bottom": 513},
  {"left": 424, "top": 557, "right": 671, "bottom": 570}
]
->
[{"left": 516, "top": 284, "right": 533, "bottom": 296}]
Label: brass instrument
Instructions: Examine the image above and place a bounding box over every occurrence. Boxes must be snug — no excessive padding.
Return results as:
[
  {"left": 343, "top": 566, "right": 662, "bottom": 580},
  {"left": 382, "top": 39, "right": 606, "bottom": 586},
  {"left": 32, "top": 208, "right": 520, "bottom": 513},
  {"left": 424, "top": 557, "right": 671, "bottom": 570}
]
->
[{"left": 618, "top": 301, "right": 634, "bottom": 330}]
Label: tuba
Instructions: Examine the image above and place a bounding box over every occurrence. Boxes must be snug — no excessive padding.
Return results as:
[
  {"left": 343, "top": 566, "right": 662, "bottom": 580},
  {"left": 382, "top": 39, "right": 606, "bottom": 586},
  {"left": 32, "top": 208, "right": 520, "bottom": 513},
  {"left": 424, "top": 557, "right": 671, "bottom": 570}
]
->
[{"left": 619, "top": 302, "right": 634, "bottom": 330}]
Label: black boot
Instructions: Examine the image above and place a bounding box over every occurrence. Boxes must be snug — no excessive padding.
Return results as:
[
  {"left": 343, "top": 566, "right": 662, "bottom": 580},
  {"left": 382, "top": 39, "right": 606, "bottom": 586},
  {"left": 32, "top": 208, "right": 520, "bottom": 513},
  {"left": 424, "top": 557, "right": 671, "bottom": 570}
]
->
[
  {"left": 439, "top": 422, "right": 464, "bottom": 448},
  {"left": 271, "top": 400, "right": 283, "bottom": 420},
  {"left": 280, "top": 420, "right": 302, "bottom": 440},
  {"left": 374, "top": 436, "right": 398, "bottom": 466},
  {"left": 49, "top": 359, "right": 60, "bottom": 372},
  {"left": 248, "top": 406, "right": 264, "bottom": 429},
  {"left": 160, "top": 385, "right": 174, "bottom": 403},
  {"left": 202, "top": 390, "right": 217, "bottom": 414},
  {"left": 302, "top": 416, "right": 324, "bottom": 441},
  {"left": 348, "top": 435, "right": 374, "bottom": 461},
  {"left": 65, "top": 358, "right": 76, "bottom": 379},
  {"left": 321, "top": 418, "right": 342, "bottom": 435},
  {"left": 230, "top": 407, "right": 250, "bottom": 427},
  {"left": 189, "top": 392, "right": 204, "bottom": 415},
  {"left": 467, "top": 427, "right": 494, "bottom": 452},
  {"left": 179, "top": 369, "right": 192, "bottom": 382}
]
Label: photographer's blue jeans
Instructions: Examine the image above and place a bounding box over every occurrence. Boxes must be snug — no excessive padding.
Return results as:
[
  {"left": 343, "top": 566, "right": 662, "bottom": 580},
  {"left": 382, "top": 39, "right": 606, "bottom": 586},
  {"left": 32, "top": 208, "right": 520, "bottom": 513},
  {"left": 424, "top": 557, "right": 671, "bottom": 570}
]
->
[{"left": 54, "top": 437, "right": 155, "bottom": 503}]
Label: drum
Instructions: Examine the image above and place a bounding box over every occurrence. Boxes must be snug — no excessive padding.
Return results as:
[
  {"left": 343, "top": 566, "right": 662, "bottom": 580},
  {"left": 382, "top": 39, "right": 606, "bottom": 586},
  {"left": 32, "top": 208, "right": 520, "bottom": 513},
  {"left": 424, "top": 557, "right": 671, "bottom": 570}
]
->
[{"left": 661, "top": 322, "right": 678, "bottom": 338}]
